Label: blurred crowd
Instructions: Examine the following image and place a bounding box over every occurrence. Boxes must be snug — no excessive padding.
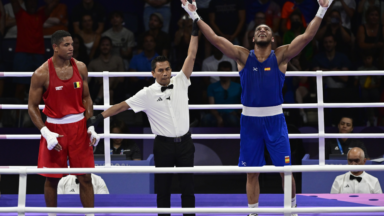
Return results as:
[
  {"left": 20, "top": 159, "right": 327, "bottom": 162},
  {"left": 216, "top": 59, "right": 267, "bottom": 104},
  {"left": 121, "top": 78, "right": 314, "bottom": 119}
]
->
[{"left": 0, "top": 0, "right": 383, "bottom": 129}]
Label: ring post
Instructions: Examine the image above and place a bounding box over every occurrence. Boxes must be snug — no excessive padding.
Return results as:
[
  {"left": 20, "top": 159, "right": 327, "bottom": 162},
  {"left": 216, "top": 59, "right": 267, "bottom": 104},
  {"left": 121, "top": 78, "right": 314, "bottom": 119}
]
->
[
  {"left": 103, "top": 71, "right": 111, "bottom": 167},
  {"left": 316, "top": 70, "right": 325, "bottom": 165},
  {"left": 17, "top": 167, "right": 27, "bottom": 216}
]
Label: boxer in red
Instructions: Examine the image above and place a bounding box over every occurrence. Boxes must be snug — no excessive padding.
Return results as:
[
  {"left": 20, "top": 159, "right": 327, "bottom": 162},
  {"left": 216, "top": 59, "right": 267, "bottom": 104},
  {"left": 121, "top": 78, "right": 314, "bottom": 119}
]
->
[{"left": 28, "top": 30, "right": 100, "bottom": 216}]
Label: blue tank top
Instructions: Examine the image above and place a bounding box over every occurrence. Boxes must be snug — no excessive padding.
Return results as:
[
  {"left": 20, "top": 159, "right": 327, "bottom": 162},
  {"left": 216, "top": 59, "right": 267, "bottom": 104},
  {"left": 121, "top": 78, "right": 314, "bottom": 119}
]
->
[{"left": 239, "top": 50, "right": 285, "bottom": 107}]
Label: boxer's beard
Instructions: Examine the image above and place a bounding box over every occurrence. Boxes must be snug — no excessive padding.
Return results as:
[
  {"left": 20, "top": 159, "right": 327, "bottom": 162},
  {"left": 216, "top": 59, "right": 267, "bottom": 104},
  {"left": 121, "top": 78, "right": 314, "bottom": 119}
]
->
[{"left": 255, "top": 39, "right": 271, "bottom": 48}]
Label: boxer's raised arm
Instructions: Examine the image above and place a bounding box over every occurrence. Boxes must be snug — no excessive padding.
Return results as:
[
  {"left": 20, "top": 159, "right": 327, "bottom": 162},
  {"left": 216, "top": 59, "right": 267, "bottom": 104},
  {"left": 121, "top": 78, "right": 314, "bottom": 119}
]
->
[
  {"left": 181, "top": 0, "right": 248, "bottom": 64},
  {"left": 196, "top": 19, "right": 247, "bottom": 63},
  {"left": 182, "top": 19, "right": 199, "bottom": 79}
]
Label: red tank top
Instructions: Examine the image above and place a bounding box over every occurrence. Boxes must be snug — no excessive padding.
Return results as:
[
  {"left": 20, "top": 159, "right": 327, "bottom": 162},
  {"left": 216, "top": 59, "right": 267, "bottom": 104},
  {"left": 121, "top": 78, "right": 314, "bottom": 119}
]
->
[{"left": 42, "top": 58, "right": 86, "bottom": 118}]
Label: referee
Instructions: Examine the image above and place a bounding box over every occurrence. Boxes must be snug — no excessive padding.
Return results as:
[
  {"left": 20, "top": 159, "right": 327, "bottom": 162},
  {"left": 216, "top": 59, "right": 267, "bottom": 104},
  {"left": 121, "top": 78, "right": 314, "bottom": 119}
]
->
[{"left": 87, "top": 20, "right": 200, "bottom": 216}]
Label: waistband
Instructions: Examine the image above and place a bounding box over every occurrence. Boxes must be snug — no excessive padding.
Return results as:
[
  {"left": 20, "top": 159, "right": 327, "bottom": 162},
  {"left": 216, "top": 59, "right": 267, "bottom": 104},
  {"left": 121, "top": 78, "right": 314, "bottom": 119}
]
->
[
  {"left": 242, "top": 105, "right": 283, "bottom": 117},
  {"left": 46, "top": 113, "right": 84, "bottom": 124},
  {"left": 156, "top": 132, "right": 191, "bottom": 143}
]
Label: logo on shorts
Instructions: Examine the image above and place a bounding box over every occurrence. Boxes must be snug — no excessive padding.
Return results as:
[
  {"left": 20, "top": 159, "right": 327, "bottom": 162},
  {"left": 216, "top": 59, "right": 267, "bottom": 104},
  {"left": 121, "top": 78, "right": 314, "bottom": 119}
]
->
[
  {"left": 242, "top": 161, "right": 246, "bottom": 166},
  {"left": 70, "top": 189, "right": 75, "bottom": 192},
  {"left": 335, "top": 146, "right": 339, "bottom": 150},
  {"left": 55, "top": 86, "right": 63, "bottom": 91},
  {"left": 157, "top": 97, "right": 163, "bottom": 102},
  {"left": 285, "top": 156, "right": 290, "bottom": 164}
]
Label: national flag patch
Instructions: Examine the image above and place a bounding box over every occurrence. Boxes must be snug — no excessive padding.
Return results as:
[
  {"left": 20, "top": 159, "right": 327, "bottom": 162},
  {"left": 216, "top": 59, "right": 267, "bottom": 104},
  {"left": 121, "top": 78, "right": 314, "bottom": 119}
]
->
[
  {"left": 264, "top": 67, "right": 271, "bottom": 71},
  {"left": 285, "top": 156, "right": 290, "bottom": 164},
  {"left": 73, "top": 81, "right": 81, "bottom": 89}
]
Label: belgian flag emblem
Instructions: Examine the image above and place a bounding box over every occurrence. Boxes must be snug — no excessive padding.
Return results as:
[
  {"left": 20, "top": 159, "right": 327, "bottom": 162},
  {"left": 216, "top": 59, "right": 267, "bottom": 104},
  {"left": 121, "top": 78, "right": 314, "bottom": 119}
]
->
[{"left": 73, "top": 81, "right": 81, "bottom": 89}]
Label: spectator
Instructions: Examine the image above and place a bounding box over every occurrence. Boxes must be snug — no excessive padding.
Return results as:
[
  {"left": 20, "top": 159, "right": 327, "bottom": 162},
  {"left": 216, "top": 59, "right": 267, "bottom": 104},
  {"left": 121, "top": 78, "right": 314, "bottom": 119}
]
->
[
  {"left": 143, "top": 0, "right": 171, "bottom": 33},
  {"left": 110, "top": 124, "right": 141, "bottom": 160},
  {"left": 356, "top": 6, "right": 384, "bottom": 65},
  {"left": 72, "top": 0, "right": 105, "bottom": 34},
  {"left": 138, "top": 13, "right": 171, "bottom": 57},
  {"left": 283, "top": 11, "right": 314, "bottom": 62},
  {"left": 358, "top": 0, "right": 384, "bottom": 24},
  {"left": 72, "top": 34, "right": 90, "bottom": 65},
  {"left": 11, "top": 0, "right": 58, "bottom": 102},
  {"left": 316, "top": 10, "right": 352, "bottom": 55},
  {"left": 131, "top": 34, "right": 159, "bottom": 72},
  {"left": 88, "top": 36, "right": 125, "bottom": 105},
  {"left": 287, "top": 54, "right": 310, "bottom": 122},
  {"left": 3, "top": 0, "right": 25, "bottom": 38},
  {"left": 329, "top": 0, "right": 356, "bottom": 30},
  {"left": 280, "top": 0, "right": 318, "bottom": 33},
  {"left": 58, "top": 174, "right": 109, "bottom": 194},
  {"left": 40, "top": 0, "right": 68, "bottom": 36},
  {"left": 312, "top": 35, "right": 351, "bottom": 88},
  {"left": 281, "top": 0, "right": 307, "bottom": 33},
  {"left": 331, "top": 147, "right": 381, "bottom": 194},
  {"left": 129, "top": 34, "right": 158, "bottom": 92},
  {"left": 357, "top": 53, "right": 380, "bottom": 126},
  {"left": 208, "top": 0, "right": 245, "bottom": 44},
  {"left": 102, "top": 11, "right": 135, "bottom": 61},
  {"left": 325, "top": 117, "right": 370, "bottom": 159},
  {"left": 0, "top": 0, "right": 4, "bottom": 37},
  {"left": 202, "top": 46, "right": 237, "bottom": 83},
  {"left": 202, "top": 61, "right": 241, "bottom": 127},
  {"left": 245, "top": 0, "right": 281, "bottom": 35},
  {"left": 79, "top": 14, "right": 100, "bottom": 60}
]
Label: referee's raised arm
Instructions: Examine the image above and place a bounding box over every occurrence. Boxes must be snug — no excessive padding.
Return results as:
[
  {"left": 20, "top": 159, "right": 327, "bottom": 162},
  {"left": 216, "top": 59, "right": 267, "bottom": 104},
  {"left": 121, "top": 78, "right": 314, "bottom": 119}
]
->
[{"left": 181, "top": 19, "right": 199, "bottom": 79}]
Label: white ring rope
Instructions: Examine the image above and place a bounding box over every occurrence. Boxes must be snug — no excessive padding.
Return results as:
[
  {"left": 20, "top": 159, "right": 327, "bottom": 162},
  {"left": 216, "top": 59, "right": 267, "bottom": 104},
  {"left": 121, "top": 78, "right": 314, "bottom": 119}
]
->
[
  {"left": 1, "top": 133, "right": 384, "bottom": 140},
  {"left": 2, "top": 70, "right": 384, "bottom": 215},
  {"left": 3, "top": 103, "right": 384, "bottom": 110},
  {"left": 2, "top": 70, "right": 384, "bottom": 77},
  {"left": 2, "top": 165, "right": 384, "bottom": 174}
]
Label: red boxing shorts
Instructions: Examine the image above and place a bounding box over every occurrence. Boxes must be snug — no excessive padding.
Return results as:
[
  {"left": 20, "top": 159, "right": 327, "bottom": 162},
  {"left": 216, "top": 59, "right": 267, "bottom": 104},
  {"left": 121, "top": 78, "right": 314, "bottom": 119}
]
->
[{"left": 38, "top": 113, "right": 94, "bottom": 178}]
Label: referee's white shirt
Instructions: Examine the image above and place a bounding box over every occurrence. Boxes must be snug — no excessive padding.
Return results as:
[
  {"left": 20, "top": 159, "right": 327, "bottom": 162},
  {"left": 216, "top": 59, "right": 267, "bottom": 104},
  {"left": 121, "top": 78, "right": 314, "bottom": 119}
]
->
[
  {"left": 57, "top": 174, "right": 109, "bottom": 194},
  {"left": 126, "top": 71, "right": 191, "bottom": 137},
  {"left": 330, "top": 171, "right": 382, "bottom": 194}
]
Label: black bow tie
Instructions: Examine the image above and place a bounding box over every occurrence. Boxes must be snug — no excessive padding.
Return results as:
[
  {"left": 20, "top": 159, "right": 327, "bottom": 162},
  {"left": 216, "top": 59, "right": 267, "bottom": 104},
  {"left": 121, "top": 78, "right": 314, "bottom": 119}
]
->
[
  {"left": 350, "top": 175, "right": 362, "bottom": 183},
  {"left": 161, "top": 84, "right": 174, "bottom": 92}
]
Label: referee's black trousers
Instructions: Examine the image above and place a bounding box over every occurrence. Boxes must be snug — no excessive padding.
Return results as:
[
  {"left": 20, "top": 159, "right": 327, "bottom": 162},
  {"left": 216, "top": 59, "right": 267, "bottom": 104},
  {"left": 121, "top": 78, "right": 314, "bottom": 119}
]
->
[{"left": 154, "top": 135, "right": 195, "bottom": 216}]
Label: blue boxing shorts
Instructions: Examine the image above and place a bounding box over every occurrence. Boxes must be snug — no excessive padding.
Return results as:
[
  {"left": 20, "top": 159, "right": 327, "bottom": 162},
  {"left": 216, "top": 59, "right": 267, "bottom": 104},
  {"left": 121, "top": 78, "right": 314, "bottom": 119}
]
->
[{"left": 238, "top": 105, "right": 291, "bottom": 167}]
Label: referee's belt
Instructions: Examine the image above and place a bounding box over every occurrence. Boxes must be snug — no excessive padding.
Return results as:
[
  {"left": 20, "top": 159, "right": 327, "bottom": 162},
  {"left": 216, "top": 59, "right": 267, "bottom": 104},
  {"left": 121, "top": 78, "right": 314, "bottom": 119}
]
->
[{"left": 156, "top": 132, "right": 191, "bottom": 143}]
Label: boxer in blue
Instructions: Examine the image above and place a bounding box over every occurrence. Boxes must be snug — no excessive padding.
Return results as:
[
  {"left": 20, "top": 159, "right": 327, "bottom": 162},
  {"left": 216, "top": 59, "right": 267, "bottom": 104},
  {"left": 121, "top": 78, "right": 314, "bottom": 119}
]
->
[{"left": 181, "top": 0, "right": 332, "bottom": 215}]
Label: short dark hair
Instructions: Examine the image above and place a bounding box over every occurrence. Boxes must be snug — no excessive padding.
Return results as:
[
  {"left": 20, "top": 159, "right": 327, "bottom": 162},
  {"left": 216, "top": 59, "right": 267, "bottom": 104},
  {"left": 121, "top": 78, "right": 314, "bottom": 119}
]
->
[
  {"left": 99, "top": 36, "right": 112, "bottom": 45},
  {"left": 254, "top": 24, "right": 273, "bottom": 35},
  {"left": 218, "top": 61, "right": 233, "bottom": 71},
  {"left": 290, "top": 11, "right": 302, "bottom": 20},
  {"left": 110, "top": 11, "right": 124, "bottom": 20},
  {"left": 151, "top": 56, "right": 170, "bottom": 71},
  {"left": 51, "top": 30, "right": 71, "bottom": 46},
  {"left": 339, "top": 116, "right": 353, "bottom": 126},
  {"left": 324, "top": 34, "right": 336, "bottom": 41}
]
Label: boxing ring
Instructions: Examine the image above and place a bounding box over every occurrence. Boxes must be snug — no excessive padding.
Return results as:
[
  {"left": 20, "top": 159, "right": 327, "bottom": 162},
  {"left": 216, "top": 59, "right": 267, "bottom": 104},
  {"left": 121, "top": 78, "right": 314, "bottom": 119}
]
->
[{"left": 1, "top": 70, "right": 384, "bottom": 216}]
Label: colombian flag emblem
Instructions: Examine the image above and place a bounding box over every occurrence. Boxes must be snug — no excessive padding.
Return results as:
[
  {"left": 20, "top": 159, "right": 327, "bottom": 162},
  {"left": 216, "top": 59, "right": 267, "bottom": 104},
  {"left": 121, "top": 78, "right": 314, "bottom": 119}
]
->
[
  {"left": 285, "top": 156, "right": 290, "bottom": 164},
  {"left": 73, "top": 81, "right": 81, "bottom": 89},
  {"left": 264, "top": 67, "right": 271, "bottom": 71}
]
